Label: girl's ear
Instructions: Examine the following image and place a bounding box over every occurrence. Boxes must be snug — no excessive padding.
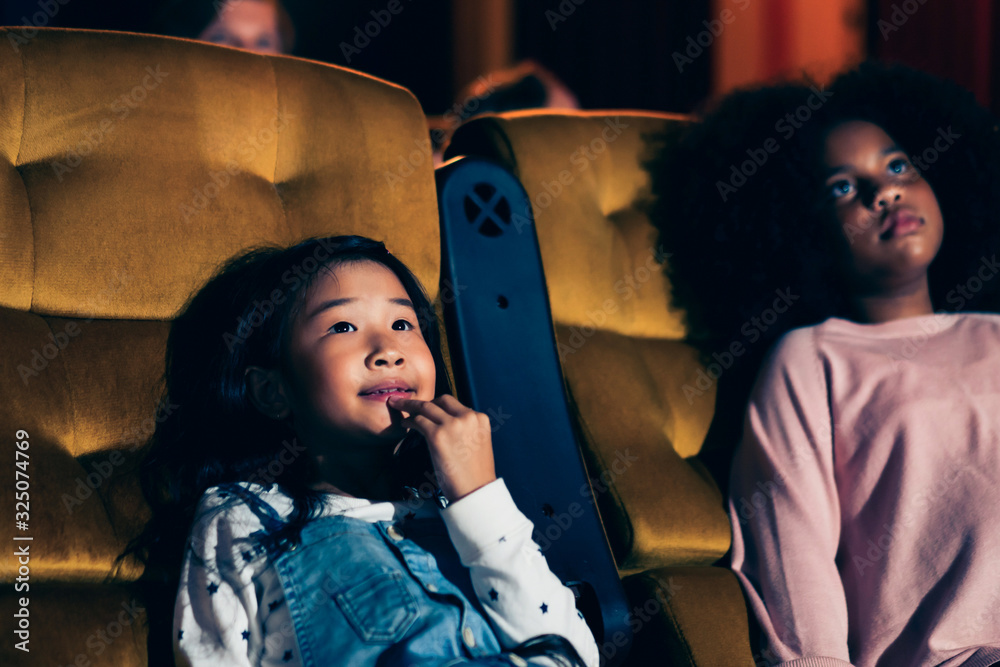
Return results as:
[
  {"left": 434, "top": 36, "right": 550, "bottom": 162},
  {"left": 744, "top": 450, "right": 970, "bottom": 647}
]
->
[{"left": 245, "top": 366, "right": 292, "bottom": 420}]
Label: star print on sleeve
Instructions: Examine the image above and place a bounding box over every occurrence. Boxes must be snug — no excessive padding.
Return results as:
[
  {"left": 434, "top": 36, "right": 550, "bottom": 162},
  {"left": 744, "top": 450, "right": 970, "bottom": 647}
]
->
[
  {"left": 405, "top": 511, "right": 416, "bottom": 520},
  {"left": 437, "top": 479, "right": 599, "bottom": 665},
  {"left": 206, "top": 581, "right": 219, "bottom": 595},
  {"left": 268, "top": 598, "right": 283, "bottom": 611},
  {"left": 242, "top": 629, "right": 250, "bottom": 640},
  {"left": 283, "top": 650, "right": 294, "bottom": 661},
  {"left": 241, "top": 550, "right": 254, "bottom": 563},
  {"left": 177, "top": 629, "right": 183, "bottom": 640}
]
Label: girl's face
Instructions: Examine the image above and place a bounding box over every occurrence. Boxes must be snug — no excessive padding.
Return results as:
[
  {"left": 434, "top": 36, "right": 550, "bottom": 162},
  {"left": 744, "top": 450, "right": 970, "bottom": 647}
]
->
[
  {"left": 821, "top": 120, "right": 944, "bottom": 295},
  {"left": 283, "top": 261, "right": 436, "bottom": 451}
]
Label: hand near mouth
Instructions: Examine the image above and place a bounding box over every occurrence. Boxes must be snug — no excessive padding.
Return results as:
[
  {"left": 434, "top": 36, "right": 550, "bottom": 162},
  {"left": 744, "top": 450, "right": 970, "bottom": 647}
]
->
[{"left": 387, "top": 394, "right": 496, "bottom": 502}]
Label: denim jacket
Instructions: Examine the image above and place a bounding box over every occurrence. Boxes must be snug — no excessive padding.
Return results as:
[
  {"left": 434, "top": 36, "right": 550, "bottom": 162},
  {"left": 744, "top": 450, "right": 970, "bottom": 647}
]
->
[{"left": 174, "top": 480, "right": 599, "bottom": 667}]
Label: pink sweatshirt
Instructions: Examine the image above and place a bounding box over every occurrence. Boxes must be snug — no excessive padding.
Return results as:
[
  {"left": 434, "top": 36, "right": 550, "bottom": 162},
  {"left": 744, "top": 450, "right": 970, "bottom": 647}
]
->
[{"left": 729, "top": 312, "right": 1000, "bottom": 667}]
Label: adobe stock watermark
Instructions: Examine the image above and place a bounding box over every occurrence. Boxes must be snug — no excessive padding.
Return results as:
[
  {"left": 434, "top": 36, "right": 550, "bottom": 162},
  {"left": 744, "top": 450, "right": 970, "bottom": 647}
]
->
[
  {"left": 884, "top": 313, "right": 954, "bottom": 371},
  {"left": 716, "top": 86, "right": 834, "bottom": 202},
  {"left": 682, "top": 287, "right": 799, "bottom": 404},
  {"left": 61, "top": 398, "right": 180, "bottom": 514},
  {"left": 910, "top": 126, "right": 961, "bottom": 171},
  {"left": 852, "top": 462, "right": 969, "bottom": 576},
  {"left": 599, "top": 575, "right": 683, "bottom": 663},
  {"left": 531, "top": 447, "right": 639, "bottom": 553},
  {"left": 427, "top": 406, "right": 510, "bottom": 481},
  {"left": 556, "top": 244, "right": 671, "bottom": 360},
  {"left": 6, "top": 0, "right": 72, "bottom": 53},
  {"left": 753, "top": 621, "right": 800, "bottom": 667},
  {"left": 432, "top": 75, "right": 499, "bottom": 144},
  {"left": 546, "top": 0, "right": 588, "bottom": 31},
  {"left": 876, "top": 0, "right": 930, "bottom": 41},
  {"left": 16, "top": 272, "right": 134, "bottom": 385},
  {"left": 963, "top": 578, "right": 1000, "bottom": 640},
  {"left": 220, "top": 236, "right": 466, "bottom": 353},
  {"left": 944, "top": 254, "right": 1000, "bottom": 311},
  {"left": 672, "top": 0, "right": 752, "bottom": 73},
  {"left": 730, "top": 418, "right": 836, "bottom": 527},
  {"left": 415, "top": 278, "right": 468, "bottom": 335},
  {"left": 402, "top": 405, "right": 512, "bottom": 511},
  {"left": 339, "top": 0, "right": 413, "bottom": 64},
  {"left": 503, "top": 116, "right": 630, "bottom": 232},
  {"left": 533, "top": 117, "right": 630, "bottom": 216},
  {"left": 383, "top": 75, "right": 498, "bottom": 190},
  {"left": 885, "top": 253, "right": 999, "bottom": 369},
  {"left": 50, "top": 66, "right": 170, "bottom": 182},
  {"left": 179, "top": 109, "right": 294, "bottom": 222},
  {"left": 249, "top": 438, "right": 308, "bottom": 487},
  {"left": 57, "top": 599, "right": 145, "bottom": 667}
]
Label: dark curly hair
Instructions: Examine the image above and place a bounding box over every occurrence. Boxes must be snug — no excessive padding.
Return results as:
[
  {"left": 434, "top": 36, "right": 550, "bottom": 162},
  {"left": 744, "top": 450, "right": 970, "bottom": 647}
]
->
[{"left": 651, "top": 61, "right": 1000, "bottom": 370}]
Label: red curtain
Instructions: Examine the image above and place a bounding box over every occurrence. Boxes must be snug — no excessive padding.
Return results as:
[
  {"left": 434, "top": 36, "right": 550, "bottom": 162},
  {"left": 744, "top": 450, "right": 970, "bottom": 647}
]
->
[{"left": 871, "top": 0, "right": 995, "bottom": 113}]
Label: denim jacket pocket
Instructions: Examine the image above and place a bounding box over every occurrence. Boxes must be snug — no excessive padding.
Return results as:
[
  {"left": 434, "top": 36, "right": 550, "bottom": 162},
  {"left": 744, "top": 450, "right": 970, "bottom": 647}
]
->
[{"left": 335, "top": 570, "right": 419, "bottom": 643}]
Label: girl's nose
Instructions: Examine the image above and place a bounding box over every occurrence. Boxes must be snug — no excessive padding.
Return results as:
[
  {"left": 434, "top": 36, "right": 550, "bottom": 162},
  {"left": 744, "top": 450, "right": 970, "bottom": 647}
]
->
[
  {"left": 372, "top": 353, "right": 404, "bottom": 367},
  {"left": 861, "top": 179, "right": 902, "bottom": 210},
  {"left": 367, "top": 336, "right": 405, "bottom": 368},
  {"left": 876, "top": 190, "right": 902, "bottom": 209}
]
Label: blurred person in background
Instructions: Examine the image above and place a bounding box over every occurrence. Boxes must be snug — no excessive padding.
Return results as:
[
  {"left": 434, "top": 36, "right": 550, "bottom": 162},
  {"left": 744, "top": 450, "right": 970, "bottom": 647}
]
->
[
  {"left": 152, "top": 0, "right": 294, "bottom": 54},
  {"left": 432, "top": 59, "right": 579, "bottom": 163}
]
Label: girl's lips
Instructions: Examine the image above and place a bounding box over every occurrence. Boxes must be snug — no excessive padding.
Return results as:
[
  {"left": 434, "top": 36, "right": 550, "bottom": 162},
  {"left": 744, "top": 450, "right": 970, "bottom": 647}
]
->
[
  {"left": 881, "top": 210, "right": 923, "bottom": 239},
  {"left": 359, "top": 388, "right": 413, "bottom": 402}
]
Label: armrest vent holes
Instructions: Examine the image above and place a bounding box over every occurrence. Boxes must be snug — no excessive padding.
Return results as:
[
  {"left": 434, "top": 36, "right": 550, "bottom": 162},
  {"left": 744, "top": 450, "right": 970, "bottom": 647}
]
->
[{"left": 463, "top": 182, "right": 512, "bottom": 238}]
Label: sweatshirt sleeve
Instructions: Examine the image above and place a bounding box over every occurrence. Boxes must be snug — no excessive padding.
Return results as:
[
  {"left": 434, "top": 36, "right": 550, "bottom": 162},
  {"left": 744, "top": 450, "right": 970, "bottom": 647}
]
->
[
  {"left": 174, "top": 493, "right": 269, "bottom": 667},
  {"left": 440, "top": 478, "right": 601, "bottom": 667},
  {"left": 728, "top": 330, "right": 855, "bottom": 667}
]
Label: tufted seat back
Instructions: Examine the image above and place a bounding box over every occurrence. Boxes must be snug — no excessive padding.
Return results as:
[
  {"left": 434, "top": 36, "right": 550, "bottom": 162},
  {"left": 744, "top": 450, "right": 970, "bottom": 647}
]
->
[{"left": 0, "top": 27, "right": 439, "bottom": 666}]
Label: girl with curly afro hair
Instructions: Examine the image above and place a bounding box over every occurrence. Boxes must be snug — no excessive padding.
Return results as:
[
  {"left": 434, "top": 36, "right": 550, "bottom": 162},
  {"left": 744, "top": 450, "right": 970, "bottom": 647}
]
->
[{"left": 652, "top": 63, "right": 1000, "bottom": 666}]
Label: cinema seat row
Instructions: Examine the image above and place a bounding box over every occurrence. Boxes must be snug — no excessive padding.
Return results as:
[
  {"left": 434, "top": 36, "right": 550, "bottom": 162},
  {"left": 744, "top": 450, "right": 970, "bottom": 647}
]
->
[{"left": 0, "top": 28, "right": 754, "bottom": 666}]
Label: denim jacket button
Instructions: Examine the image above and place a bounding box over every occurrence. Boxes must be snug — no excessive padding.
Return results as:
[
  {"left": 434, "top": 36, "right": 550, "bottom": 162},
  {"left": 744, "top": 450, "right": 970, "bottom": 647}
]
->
[
  {"left": 509, "top": 655, "right": 528, "bottom": 667},
  {"left": 426, "top": 583, "right": 438, "bottom": 593},
  {"left": 387, "top": 524, "right": 404, "bottom": 541},
  {"left": 462, "top": 626, "right": 476, "bottom": 649}
]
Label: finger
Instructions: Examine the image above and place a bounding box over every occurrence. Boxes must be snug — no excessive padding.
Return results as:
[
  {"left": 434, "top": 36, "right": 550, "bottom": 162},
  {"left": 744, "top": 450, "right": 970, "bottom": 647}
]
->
[
  {"left": 399, "top": 414, "right": 439, "bottom": 437},
  {"left": 431, "top": 394, "right": 474, "bottom": 417},
  {"left": 388, "top": 396, "right": 450, "bottom": 423}
]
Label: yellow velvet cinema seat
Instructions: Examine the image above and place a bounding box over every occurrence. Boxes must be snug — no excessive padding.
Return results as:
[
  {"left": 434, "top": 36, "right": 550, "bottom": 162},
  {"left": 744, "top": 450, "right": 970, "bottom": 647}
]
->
[
  {"left": 0, "top": 27, "right": 440, "bottom": 666},
  {"left": 445, "top": 111, "right": 757, "bottom": 666}
]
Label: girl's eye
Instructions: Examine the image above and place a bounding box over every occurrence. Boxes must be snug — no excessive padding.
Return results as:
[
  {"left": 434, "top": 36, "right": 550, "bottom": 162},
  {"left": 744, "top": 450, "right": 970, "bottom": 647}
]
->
[
  {"left": 329, "top": 322, "right": 356, "bottom": 334},
  {"left": 888, "top": 157, "right": 912, "bottom": 175},
  {"left": 392, "top": 319, "right": 414, "bottom": 331},
  {"left": 829, "top": 179, "right": 854, "bottom": 199}
]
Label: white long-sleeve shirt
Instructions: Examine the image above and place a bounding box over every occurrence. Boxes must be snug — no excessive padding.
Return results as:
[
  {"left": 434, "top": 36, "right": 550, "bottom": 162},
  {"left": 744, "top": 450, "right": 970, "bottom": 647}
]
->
[{"left": 174, "top": 478, "right": 599, "bottom": 667}]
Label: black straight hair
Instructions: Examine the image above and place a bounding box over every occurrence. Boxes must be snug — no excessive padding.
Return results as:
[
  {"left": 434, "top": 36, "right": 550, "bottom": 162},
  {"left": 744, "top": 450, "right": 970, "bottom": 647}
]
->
[{"left": 118, "top": 235, "right": 450, "bottom": 663}]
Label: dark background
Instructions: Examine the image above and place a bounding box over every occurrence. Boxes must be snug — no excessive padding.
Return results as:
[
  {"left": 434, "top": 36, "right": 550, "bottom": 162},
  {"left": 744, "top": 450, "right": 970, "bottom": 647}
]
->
[
  {"left": 1, "top": 0, "right": 712, "bottom": 115},
  {"left": 5, "top": 0, "right": 1000, "bottom": 116}
]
